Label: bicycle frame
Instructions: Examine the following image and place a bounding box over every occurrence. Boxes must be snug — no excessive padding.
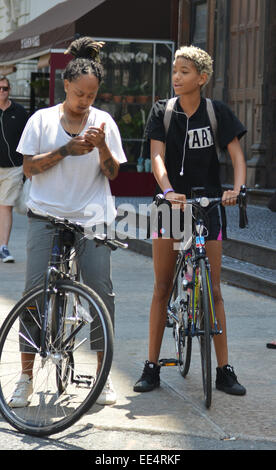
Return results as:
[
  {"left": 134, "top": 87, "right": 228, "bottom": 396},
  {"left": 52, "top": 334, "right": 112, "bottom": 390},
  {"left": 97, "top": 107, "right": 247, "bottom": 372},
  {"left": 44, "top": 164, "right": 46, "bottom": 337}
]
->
[
  {"left": 28, "top": 212, "right": 128, "bottom": 361},
  {"left": 168, "top": 208, "right": 221, "bottom": 339},
  {"left": 40, "top": 224, "right": 76, "bottom": 359},
  {"left": 188, "top": 214, "right": 221, "bottom": 337},
  {"left": 159, "top": 186, "right": 247, "bottom": 407}
]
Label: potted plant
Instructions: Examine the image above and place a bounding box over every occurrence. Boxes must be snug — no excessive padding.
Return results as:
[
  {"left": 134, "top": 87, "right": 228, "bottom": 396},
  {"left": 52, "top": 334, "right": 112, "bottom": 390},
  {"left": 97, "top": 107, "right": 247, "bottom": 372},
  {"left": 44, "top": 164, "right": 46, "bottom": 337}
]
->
[
  {"left": 118, "top": 111, "right": 145, "bottom": 140},
  {"left": 113, "top": 84, "right": 124, "bottom": 103},
  {"left": 98, "top": 83, "right": 112, "bottom": 102},
  {"left": 123, "top": 83, "right": 141, "bottom": 103},
  {"left": 136, "top": 82, "right": 152, "bottom": 104}
]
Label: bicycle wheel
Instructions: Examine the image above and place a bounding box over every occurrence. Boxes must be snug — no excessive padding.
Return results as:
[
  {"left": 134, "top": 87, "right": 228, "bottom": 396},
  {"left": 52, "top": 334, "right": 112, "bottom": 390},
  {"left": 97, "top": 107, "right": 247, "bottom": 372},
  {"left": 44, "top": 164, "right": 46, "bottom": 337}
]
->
[
  {"left": 197, "top": 258, "right": 212, "bottom": 408},
  {"left": 50, "top": 291, "right": 73, "bottom": 395},
  {"left": 172, "top": 258, "right": 192, "bottom": 377},
  {"left": 0, "top": 280, "right": 113, "bottom": 436}
]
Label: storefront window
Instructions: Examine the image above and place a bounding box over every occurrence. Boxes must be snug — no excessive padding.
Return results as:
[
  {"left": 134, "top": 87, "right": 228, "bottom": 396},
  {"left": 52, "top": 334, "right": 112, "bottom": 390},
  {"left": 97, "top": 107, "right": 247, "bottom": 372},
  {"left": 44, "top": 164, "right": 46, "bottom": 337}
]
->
[
  {"left": 94, "top": 39, "right": 174, "bottom": 169},
  {"left": 30, "top": 72, "right": 50, "bottom": 114},
  {"left": 191, "top": 0, "right": 208, "bottom": 50},
  {"left": 54, "top": 69, "right": 66, "bottom": 104}
]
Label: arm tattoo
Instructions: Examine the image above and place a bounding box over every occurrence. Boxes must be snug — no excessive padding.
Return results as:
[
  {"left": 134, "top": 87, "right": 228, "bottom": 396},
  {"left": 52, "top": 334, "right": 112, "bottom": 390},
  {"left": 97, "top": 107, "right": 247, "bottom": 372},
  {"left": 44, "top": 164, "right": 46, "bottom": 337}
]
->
[
  {"left": 24, "top": 146, "right": 68, "bottom": 176},
  {"left": 103, "top": 157, "right": 116, "bottom": 177},
  {"left": 59, "top": 145, "right": 69, "bottom": 157}
]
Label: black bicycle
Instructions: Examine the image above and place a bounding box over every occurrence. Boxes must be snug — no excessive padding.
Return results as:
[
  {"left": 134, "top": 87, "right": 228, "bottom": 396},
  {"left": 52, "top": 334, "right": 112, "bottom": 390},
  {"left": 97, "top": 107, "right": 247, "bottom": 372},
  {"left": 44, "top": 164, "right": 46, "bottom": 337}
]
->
[
  {"left": 157, "top": 185, "right": 248, "bottom": 408},
  {"left": 0, "top": 211, "right": 127, "bottom": 436}
]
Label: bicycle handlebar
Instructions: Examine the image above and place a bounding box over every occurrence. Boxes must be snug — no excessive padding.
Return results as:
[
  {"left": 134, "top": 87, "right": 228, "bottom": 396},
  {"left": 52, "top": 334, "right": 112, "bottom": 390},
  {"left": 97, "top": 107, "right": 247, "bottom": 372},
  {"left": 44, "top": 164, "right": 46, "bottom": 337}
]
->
[
  {"left": 154, "top": 185, "right": 248, "bottom": 229},
  {"left": 27, "top": 210, "right": 128, "bottom": 251}
]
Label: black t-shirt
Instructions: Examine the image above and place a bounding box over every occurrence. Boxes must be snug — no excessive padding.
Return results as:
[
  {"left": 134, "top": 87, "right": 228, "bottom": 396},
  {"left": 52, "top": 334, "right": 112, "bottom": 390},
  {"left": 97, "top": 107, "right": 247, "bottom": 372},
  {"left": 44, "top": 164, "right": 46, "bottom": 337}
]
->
[
  {"left": 142, "top": 97, "right": 246, "bottom": 198},
  {"left": 0, "top": 100, "right": 28, "bottom": 167}
]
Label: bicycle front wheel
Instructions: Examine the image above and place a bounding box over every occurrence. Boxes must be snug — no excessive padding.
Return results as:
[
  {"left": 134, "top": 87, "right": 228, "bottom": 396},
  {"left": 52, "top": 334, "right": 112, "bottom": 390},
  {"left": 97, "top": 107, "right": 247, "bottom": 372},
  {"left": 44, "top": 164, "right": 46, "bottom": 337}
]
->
[
  {"left": 197, "top": 258, "right": 212, "bottom": 408},
  {"left": 0, "top": 280, "right": 113, "bottom": 436},
  {"left": 171, "top": 258, "right": 192, "bottom": 377}
]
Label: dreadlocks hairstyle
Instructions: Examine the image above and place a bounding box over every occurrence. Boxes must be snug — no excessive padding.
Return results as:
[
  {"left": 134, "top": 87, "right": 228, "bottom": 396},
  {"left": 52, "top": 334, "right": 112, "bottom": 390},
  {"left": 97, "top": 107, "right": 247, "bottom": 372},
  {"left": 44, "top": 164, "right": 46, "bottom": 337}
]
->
[
  {"left": 174, "top": 45, "right": 213, "bottom": 88},
  {"left": 64, "top": 37, "right": 105, "bottom": 84}
]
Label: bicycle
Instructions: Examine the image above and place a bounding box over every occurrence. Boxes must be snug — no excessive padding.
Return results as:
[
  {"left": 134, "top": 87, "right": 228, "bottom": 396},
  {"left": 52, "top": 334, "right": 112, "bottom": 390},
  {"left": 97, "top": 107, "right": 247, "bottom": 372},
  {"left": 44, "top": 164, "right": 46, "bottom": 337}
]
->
[
  {"left": 156, "top": 185, "right": 248, "bottom": 408},
  {"left": 0, "top": 211, "right": 127, "bottom": 436}
]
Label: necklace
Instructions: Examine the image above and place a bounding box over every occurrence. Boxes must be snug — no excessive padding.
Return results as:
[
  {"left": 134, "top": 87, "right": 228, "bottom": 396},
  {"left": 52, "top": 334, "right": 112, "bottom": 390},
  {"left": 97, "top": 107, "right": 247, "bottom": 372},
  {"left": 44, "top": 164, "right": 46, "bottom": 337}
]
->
[{"left": 60, "top": 104, "right": 89, "bottom": 137}]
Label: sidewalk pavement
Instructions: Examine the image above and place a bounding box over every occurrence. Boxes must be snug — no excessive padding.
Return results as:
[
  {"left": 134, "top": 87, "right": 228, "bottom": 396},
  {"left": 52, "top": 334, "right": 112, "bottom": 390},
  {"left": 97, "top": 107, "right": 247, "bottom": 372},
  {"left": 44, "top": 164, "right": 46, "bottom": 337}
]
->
[
  {"left": 115, "top": 197, "right": 276, "bottom": 248},
  {"left": 0, "top": 213, "right": 276, "bottom": 450}
]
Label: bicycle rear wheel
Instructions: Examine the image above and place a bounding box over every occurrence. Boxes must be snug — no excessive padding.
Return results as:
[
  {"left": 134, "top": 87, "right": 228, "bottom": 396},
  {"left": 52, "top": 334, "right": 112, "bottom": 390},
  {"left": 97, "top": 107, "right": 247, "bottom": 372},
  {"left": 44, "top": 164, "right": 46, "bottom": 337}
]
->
[
  {"left": 0, "top": 280, "right": 113, "bottom": 436},
  {"left": 172, "top": 258, "right": 192, "bottom": 377},
  {"left": 197, "top": 258, "right": 212, "bottom": 408}
]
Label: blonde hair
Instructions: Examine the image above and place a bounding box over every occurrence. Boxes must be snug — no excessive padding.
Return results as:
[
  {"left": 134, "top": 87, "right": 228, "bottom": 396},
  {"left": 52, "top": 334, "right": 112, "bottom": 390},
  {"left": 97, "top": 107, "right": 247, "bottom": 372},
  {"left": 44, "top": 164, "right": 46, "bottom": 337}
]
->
[{"left": 174, "top": 45, "right": 213, "bottom": 88}]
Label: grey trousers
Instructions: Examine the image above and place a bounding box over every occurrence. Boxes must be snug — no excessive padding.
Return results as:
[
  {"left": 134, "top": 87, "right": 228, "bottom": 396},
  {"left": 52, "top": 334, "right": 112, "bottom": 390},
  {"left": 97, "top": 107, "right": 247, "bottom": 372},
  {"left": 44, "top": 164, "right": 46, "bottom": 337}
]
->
[{"left": 20, "top": 217, "right": 114, "bottom": 352}]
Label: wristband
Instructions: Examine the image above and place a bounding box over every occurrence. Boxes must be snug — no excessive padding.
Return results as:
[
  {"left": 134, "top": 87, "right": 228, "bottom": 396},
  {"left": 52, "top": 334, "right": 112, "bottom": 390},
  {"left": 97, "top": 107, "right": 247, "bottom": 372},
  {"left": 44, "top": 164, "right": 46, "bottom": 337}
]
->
[{"left": 163, "top": 188, "right": 174, "bottom": 197}]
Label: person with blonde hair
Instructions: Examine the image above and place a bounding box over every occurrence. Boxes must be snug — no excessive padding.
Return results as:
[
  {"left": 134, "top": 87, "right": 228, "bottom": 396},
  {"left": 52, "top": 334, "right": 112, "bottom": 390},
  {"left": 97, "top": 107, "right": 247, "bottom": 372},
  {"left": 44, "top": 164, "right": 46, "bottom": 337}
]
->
[{"left": 134, "top": 45, "right": 247, "bottom": 396}]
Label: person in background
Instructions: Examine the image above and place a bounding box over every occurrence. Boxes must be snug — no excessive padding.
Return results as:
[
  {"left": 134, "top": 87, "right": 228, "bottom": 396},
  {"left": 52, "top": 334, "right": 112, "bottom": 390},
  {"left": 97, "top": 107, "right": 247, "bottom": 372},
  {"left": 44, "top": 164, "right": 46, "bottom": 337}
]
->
[{"left": 0, "top": 76, "right": 28, "bottom": 262}]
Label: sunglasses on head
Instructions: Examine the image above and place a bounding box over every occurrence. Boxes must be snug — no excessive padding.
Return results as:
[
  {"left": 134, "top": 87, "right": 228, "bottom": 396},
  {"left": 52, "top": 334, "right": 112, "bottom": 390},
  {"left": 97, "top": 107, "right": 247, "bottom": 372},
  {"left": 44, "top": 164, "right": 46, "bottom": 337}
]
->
[{"left": 0, "top": 86, "right": 9, "bottom": 91}]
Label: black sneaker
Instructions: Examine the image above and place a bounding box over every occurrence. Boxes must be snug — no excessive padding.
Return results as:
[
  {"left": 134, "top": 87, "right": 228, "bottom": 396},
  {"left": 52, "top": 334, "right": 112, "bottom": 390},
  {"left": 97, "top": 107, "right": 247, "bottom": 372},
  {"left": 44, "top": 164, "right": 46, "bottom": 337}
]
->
[
  {"left": 216, "top": 364, "right": 246, "bottom": 396},
  {"left": 133, "top": 361, "right": 161, "bottom": 392}
]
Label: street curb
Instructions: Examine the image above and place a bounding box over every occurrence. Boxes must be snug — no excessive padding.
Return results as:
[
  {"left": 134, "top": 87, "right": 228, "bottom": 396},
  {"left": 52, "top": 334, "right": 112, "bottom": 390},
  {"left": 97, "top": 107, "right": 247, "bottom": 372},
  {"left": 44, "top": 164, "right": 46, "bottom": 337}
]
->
[{"left": 117, "top": 234, "right": 276, "bottom": 299}]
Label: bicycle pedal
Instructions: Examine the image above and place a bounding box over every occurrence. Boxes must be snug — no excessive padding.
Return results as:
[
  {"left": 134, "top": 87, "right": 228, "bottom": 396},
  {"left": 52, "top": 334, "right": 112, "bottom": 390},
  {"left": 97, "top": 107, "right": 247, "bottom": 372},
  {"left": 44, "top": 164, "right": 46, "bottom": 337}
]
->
[
  {"left": 159, "top": 358, "right": 179, "bottom": 367},
  {"left": 72, "top": 374, "right": 94, "bottom": 387}
]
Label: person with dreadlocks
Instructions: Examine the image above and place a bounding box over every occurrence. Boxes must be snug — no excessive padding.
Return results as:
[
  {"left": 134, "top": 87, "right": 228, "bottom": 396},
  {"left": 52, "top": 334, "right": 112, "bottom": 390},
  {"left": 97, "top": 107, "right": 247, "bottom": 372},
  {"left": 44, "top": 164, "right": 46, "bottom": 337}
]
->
[{"left": 10, "top": 37, "right": 126, "bottom": 408}]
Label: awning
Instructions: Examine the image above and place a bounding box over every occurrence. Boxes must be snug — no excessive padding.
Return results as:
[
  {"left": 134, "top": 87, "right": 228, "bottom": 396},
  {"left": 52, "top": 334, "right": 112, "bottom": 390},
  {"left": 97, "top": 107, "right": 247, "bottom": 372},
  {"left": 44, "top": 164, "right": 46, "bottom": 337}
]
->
[
  {"left": 0, "top": 64, "right": 17, "bottom": 75},
  {"left": 0, "top": 0, "right": 107, "bottom": 66}
]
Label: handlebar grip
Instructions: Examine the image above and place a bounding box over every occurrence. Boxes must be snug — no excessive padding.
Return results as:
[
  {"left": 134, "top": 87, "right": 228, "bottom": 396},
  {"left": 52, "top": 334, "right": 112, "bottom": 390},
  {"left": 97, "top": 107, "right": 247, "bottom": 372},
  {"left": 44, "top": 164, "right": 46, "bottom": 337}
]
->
[
  {"left": 94, "top": 235, "right": 128, "bottom": 251},
  {"left": 238, "top": 185, "right": 248, "bottom": 229},
  {"left": 107, "top": 239, "right": 128, "bottom": 250},
  {"left": 105, "top": 240, "right": 119, "bottom": 251},
  {"left": 154, "top": 193, "right": 172, "bottom": 207}
]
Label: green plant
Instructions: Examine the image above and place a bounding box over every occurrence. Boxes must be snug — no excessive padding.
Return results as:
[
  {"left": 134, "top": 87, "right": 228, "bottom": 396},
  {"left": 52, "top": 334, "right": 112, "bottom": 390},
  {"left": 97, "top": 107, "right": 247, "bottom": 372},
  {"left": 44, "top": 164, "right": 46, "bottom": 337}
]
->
[
  {"left": 112, "top": 84, "right": 124, "bottom": 95},
  {"left": 140, "top": 81, "right": 151, "bottom": 95},
  {"left": 118, "top": 111, "right": 144, "bottom": 139}
]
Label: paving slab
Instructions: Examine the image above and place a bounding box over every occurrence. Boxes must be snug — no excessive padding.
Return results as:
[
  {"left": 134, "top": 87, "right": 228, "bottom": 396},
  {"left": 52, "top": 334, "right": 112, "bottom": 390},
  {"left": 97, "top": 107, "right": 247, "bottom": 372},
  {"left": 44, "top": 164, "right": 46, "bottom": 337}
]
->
[{"left": 0, "top": 213, "right": 275, "bottom": 450}]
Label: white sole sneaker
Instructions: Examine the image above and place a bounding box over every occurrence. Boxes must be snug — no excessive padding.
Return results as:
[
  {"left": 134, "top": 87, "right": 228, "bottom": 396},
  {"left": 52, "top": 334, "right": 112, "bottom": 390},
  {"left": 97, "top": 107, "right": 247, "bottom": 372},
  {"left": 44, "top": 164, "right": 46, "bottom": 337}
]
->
[
  {"left": 96, "top": 377, "right": 116, "bottom": 405},
  {"left": 2, "top": 255, "right": 14, "bottom": 263},
  {"left": 9, "top": 374, "right": 33, "bottom": 408}
]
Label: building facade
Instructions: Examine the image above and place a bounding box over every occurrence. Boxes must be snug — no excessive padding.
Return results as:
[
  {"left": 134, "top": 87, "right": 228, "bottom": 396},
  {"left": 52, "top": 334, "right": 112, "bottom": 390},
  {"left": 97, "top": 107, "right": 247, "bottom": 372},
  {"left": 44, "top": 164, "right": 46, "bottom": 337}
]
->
[
  {"left": 0, "top": 0, "right": 65, "bottom": 100},
  {"left": 179, "top": 0, "right": 275, "bottom": 189},
  {"left": 0, "top": 0, "right": 275, "bottom": 189}
]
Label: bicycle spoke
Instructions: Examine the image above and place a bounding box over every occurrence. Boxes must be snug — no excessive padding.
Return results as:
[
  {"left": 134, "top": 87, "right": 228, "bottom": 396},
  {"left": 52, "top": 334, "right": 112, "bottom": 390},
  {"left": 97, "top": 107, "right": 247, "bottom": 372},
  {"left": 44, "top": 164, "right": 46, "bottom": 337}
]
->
[{"left": 0, "top": 281, "right": 113, "bottom": 436}]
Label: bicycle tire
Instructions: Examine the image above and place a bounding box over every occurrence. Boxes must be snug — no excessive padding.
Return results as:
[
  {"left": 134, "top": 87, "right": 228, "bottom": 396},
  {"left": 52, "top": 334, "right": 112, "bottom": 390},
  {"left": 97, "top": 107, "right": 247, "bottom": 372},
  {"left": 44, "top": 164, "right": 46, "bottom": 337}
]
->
[
  {"left": 53, "top": 250, "right": 80, "bottom": 393},
  {"left": 197, "top": 258, "right": 212, "bottom": 408},
  {"left": 172, "top": 257, "right": 192, "bottom": 377},
  {"left": 0, "top": 280, "right": 113, "bottom": 437},
  {"left": 51, "top": 292, "right": 73, "bottom": 394}
]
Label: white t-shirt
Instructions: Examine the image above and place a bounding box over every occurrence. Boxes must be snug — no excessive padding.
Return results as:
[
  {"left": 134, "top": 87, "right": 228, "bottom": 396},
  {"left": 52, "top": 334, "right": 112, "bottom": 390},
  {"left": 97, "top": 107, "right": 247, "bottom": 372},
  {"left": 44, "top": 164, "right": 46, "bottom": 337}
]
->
[{"left": 17, "top": 104, "right": 127, "bottom": 226}]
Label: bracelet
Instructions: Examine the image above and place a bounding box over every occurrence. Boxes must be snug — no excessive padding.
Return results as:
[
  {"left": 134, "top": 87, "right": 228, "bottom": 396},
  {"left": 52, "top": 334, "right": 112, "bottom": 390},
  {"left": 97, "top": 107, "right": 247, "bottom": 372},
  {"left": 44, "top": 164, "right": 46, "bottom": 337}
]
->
[{"left": 163, "top": 188, "right": 174, "bottom": 197}]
